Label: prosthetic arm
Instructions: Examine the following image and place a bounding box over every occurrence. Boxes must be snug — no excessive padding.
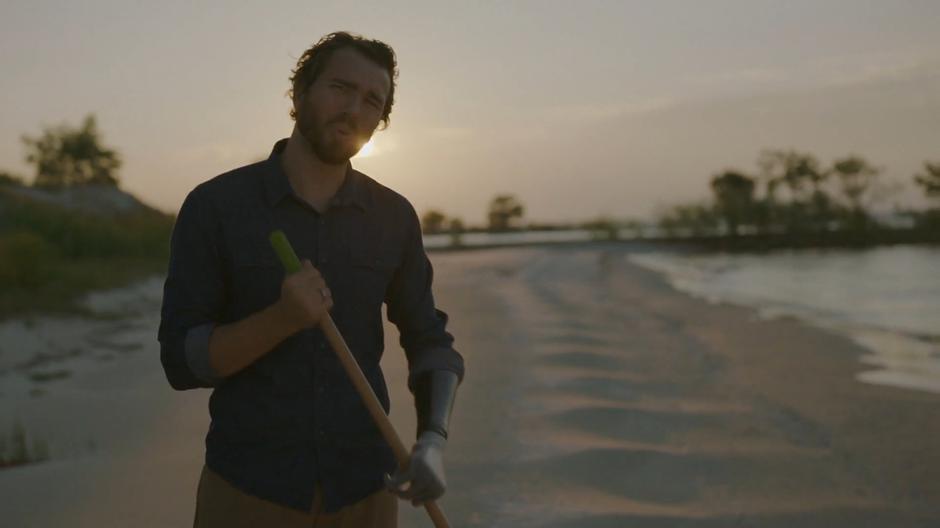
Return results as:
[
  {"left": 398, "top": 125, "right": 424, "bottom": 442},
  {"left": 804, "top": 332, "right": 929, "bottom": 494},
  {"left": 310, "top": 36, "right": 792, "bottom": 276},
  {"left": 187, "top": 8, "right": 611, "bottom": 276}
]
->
[
  {"left": 386, "top": 370, "right": 459, "bottom": 505},
  {"left": 415, "top": 369, "right": 459, "bottom": 439}
]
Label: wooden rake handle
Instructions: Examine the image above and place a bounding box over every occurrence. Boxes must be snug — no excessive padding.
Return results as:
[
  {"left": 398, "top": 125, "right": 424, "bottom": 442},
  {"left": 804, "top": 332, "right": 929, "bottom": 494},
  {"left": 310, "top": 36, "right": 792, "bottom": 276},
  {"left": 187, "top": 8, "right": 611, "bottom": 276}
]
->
[{"left": 269, "top": 230, "right": 451, "bottom": 528}]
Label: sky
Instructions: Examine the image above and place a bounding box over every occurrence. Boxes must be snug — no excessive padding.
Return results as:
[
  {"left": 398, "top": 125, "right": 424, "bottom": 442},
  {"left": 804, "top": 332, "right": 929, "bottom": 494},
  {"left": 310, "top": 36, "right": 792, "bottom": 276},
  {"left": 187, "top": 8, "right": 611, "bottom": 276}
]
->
[{"left": 1, "top": 0, "right": 938, "bottom": 225}]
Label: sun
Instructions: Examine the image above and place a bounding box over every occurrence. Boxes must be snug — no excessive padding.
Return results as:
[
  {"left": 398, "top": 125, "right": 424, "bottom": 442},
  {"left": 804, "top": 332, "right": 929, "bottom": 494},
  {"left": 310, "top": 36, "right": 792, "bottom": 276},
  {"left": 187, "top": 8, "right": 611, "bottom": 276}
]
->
[{"left": 354, "top": 138, "right": 375, "bottom": 158}]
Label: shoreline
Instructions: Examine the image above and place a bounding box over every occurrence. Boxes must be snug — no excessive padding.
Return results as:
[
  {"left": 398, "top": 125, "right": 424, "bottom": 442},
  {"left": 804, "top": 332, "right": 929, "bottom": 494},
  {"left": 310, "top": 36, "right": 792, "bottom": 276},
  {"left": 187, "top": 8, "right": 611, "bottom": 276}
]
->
[
  {"left": 402, "top": 244, "right": 940, "bottom": 526},
  {"left": 626, "top": 245, "right": 940, "bottom": 397}
]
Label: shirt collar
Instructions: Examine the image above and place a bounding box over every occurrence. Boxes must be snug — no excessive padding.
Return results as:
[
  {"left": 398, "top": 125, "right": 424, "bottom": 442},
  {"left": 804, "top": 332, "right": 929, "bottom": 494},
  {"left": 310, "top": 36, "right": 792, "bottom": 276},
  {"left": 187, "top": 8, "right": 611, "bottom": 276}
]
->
[{"left": 263, "top": 138, "right": 371, "bottom": 211}]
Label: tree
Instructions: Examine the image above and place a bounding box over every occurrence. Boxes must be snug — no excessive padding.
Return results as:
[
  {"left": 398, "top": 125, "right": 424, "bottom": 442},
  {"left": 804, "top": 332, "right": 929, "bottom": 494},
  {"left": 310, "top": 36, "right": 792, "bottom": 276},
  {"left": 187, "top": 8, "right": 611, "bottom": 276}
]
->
[
  {"left": 710, "top": 170, "right": 756, "bottom": 237},
  {"left": 0, "top": 170, "right": 25, "bottom": 187},
  {"left": 581, "top": 216, "right": 620, "bottom": 241},
  {"left": 756, "top": 149, "right": 784, "bottom": 204},
  {"left": 622, "top": 218, "right": 646, "bottom": 239},
  {"left": 756, "top": 149, "right": 786, "bottom": 233},
  {"left": 447, "top": 217, "right": 465, "bottom": 233},
  {"left": 487, "top": 194, "right": 524, "bottom": 231},
  {"left": 656, "top": 202, "right": 718, "bottom": 237},
  {"left": 913, "top": 160, "right": 940, "bottom": 229},
  {"left": 756, "top": 149, "right": 831, "bottom": 232},
  {"left": 420, "top": 209, "right": 447, "bottom": 234},
  {"left": 757, "top": 150, "right": 823, "bottom": 202},
  {"left": 914, "top": 161, "right": 940, "bottom": 204},
  {"left": 831, "top": 155, "right": 882, "bottom": 228},
  {"left": 447, "top": 218, "right": 465, "bottom": 247},
  {"left": 785, "top": 152, "right": 825, "bottom": 203},
  {"left": 21, "top": 114, "right": 121, "bottom": 188}
]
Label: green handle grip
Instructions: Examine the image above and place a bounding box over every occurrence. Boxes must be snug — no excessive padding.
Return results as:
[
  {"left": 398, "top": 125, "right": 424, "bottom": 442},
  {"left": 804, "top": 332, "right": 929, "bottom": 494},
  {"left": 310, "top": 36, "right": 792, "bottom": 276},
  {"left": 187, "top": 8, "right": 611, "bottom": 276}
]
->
[{"left": 269, "top": 230, "right": 302, "bottom": 274}]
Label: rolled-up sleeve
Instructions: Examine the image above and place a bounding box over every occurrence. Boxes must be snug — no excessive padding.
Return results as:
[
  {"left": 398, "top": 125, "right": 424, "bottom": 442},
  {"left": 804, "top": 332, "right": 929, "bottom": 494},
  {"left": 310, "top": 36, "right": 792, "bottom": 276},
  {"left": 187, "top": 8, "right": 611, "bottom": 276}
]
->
[
  {"left": 385, "top": 202, "right": 465, "bottom": 392},
  {"left": 157, "top": 185, "right": 226, "bottom": 390}
]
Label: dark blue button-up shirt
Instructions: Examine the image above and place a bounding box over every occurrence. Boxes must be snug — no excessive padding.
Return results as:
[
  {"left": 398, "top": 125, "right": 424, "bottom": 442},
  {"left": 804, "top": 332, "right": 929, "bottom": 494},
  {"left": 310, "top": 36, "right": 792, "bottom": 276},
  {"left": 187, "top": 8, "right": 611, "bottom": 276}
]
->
[{"left": 157, "top": 138, "right": 465, "bottom": 513}]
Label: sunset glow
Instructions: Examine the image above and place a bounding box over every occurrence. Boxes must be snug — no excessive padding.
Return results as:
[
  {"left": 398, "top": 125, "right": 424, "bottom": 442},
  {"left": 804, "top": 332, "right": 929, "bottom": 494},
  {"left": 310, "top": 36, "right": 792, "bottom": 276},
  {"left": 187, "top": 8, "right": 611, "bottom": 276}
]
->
[
  {"left": 0, "top": 2, "right": 937, "bottom": 225},
  {"left": 354, "top": 138, "right": 375, "bottom": 159}
]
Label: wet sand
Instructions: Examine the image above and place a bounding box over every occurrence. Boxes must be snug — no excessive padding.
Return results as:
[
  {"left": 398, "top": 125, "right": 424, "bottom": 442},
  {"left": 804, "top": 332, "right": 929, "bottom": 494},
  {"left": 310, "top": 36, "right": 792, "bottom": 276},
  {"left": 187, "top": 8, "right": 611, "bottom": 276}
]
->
[
  {"left": 395, "top": 244, "right": 940, "bottom": 527},
  {"left": 1, "top": 243, "right": 939, "bottom": 526}
]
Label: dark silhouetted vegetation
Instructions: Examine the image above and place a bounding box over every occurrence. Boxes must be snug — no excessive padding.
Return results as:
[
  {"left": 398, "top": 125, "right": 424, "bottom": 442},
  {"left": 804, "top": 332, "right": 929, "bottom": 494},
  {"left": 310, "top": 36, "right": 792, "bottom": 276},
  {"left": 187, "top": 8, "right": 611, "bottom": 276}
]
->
[
  {"left": 0, "top": 170, "right": 26, "bottom": 187},
  {"left": 711, "top": 170, "right": 756, "bottom": 237},
  {"left": 487, "top": 194, "right": 525, "bottom": 231},
  {"left": 21, "top": 114, "right": 121, "bottom": 188},
  {"left": 447, "top": 218, "right": 465, "bottom": 247},
  {"left": 0, "top": 116, "right": 173, "bottom": 321},
  {"left": 0, "top": 421, "right": 49, "bottom": 469},
  {"left": 580, "top": 216, "right": 621, "bottom": 241},
  {"left": 913, "top": 161, "right": 940, "bottom": 230},
  {"left": 0, "top": 188, "right": 174, "bottom": 319},
  {"left": 421, "top": 209, "right": 447, "bottom": 234},
  {"left": 654, "top": 149, "right": 938, "bottom": 251}
]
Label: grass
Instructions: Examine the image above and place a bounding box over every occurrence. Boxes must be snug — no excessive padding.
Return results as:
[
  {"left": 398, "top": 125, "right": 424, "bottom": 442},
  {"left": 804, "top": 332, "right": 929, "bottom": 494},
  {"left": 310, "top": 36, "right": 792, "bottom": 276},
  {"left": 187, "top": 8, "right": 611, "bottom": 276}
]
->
[
  {"left": 0, "top": 254, "right": 168, "bottom": 321},
  {"left": 0, "top": 421, "right": 50, "bottom": 469},
  {"left": 0, "top": 185, "right": 174, "bottom": 322}
]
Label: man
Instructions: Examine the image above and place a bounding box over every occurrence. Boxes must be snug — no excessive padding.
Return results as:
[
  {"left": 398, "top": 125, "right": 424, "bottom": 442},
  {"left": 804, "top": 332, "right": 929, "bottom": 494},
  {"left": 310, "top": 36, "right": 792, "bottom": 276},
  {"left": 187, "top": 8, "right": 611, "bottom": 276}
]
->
[{"left": 157, "top": 31, "right": 464, "bottom": 527}]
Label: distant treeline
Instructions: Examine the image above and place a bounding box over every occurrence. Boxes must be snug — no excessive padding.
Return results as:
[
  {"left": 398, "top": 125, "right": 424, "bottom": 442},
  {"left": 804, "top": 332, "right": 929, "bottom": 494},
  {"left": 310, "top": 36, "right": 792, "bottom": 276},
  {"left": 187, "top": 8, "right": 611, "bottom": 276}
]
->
[
  {"left": 651, "top": 150, "right": 940, "bottom": 249},
  {"left": 418, "top": 150, "right": 940, "bottom": 250},
  {"left": 421, "top": 194, "right": 527, "bottom": 235}
]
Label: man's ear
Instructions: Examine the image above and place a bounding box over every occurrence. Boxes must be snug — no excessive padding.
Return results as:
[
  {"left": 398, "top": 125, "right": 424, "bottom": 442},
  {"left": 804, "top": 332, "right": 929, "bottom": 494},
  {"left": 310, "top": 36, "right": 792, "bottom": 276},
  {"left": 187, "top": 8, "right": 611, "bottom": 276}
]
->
[{"left": 292, "top": 85, "right": 307, "bottom": 114}]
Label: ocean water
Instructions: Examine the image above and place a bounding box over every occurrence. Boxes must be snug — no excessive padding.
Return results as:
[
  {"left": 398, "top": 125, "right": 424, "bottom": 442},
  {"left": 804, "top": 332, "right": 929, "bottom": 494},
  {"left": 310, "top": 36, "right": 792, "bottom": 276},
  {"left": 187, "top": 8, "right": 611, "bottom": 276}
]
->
[
  {"left": 423, "top": 229, "right": 598, "bottom": 249},
  {"left": 627, "top": 244, "right": 940, "bottom": 395}
]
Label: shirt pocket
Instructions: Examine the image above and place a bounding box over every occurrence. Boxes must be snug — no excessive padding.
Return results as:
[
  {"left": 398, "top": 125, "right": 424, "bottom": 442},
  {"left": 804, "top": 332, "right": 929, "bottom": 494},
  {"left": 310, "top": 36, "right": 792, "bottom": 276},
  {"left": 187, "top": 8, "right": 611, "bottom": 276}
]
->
[
  {"left": 346, "top": 246, "right": 398, "bottom": 308},
  {"left": 228, "top": 236, "right": 284, "bottom": 317}
]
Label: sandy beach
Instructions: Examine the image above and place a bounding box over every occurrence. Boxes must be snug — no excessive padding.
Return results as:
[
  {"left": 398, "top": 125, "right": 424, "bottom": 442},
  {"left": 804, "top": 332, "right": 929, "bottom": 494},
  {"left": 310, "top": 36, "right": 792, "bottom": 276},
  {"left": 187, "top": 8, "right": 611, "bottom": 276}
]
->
[{"left": 2, "top": 243, "right": 939, "bottom": 527}]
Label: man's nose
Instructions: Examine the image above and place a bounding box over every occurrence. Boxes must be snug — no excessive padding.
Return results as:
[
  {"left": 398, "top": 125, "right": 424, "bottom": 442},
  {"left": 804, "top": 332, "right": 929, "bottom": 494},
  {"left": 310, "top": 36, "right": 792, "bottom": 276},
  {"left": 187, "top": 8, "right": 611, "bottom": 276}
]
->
[{"left": 342, "top": 92, "right": 363, "bottom": 116}]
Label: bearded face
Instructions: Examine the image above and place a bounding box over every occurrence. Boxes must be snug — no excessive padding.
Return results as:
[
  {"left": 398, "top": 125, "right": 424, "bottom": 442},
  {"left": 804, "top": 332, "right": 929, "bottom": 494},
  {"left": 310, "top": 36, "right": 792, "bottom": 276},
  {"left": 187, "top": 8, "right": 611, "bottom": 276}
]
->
[
  {"left": 293, "top": 48, "right": 390, "bottom": 165},
  {"left": 296, "top": 100, "right": 373, "bottom": 164}
]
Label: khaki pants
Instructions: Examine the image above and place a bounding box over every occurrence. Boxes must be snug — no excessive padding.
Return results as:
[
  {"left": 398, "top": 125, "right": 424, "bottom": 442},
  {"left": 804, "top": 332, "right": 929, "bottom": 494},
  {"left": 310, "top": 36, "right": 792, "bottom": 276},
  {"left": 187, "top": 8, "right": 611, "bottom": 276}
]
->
[{"left": 193, "top": 464, "right": 398, "bottom": 528}]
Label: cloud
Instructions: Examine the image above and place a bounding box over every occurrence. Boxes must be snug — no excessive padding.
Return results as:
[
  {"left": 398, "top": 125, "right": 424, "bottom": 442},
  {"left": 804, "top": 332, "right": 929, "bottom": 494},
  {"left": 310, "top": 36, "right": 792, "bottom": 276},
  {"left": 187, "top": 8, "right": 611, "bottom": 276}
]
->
[
  {"left": 544, "top": 97, "right": 678, "bottom": 123},
  {"left": 424, "top": 126, "right": 474, "bottom": 139},
  {"left": 808, "top": 49, "right": 940, "bottom": 87},
  {"left": 688, "top": 49, "right": 940, "bottom": 96},
  {"left": 693, "top": 67, "right": 790, "bottom": 87},
  {"left": 169, "top": 142, "right": 239, "bottom": 166}
]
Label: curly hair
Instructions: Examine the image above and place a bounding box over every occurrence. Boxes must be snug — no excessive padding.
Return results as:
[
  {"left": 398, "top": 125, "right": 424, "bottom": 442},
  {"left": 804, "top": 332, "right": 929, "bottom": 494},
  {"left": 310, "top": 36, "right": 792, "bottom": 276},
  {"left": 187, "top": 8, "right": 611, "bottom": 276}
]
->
[{"left": 288, "top": 31, "right": 398, "bottom": 129}]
